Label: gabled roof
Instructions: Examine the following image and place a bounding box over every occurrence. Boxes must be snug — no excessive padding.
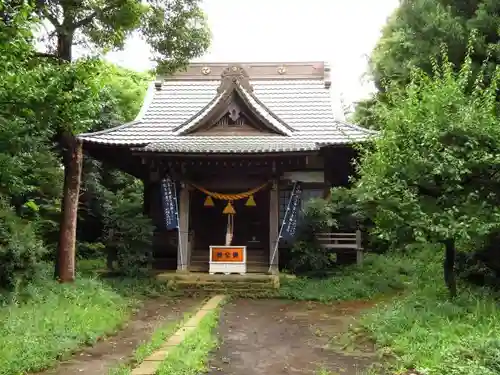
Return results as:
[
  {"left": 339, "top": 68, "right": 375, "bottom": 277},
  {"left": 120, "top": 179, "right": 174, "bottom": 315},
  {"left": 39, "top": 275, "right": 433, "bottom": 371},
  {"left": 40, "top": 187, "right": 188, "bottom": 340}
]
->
[{"left": 78, "top": 61, "right": 377, "bottom": 153}]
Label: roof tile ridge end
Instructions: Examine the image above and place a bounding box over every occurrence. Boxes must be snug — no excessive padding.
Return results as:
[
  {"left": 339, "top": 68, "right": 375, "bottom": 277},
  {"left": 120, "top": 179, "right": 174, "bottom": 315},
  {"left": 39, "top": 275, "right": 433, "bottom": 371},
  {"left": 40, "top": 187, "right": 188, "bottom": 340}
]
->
[{"left": 335, "top": 119, "right": 379, "bottom": 135}]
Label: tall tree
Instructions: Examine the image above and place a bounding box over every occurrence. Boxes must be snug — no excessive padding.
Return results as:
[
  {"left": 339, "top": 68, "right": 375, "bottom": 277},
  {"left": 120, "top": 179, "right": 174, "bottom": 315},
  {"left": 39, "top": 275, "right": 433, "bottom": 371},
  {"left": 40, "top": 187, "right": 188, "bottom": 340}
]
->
[
  {"left": 371, "top": 0, "right": 499, "bottom": 90},
  {"left": 355, "top": 52, "right": 500, "bottom": 297},
  {"left": 352, "top": 0, "right": 500, "bottom": 129},
  {"left": 32, "top": 0, "right": 210, "bottom": 281}
]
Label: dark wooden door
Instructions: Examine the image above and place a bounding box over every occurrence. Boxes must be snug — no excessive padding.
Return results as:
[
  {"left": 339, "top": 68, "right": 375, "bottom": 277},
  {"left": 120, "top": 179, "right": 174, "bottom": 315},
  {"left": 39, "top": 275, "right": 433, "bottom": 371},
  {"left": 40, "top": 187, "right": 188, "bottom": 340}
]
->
[{"left": 190, "top": 188, "right": 269, "bottom": 249}]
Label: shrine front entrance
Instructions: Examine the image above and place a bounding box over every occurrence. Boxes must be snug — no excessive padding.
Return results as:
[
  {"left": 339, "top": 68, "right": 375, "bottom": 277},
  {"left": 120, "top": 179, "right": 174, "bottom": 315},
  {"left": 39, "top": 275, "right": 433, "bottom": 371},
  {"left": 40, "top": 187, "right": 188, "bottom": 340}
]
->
[{"left": 189, "top": 186, "right": 271, "bottom": 273}]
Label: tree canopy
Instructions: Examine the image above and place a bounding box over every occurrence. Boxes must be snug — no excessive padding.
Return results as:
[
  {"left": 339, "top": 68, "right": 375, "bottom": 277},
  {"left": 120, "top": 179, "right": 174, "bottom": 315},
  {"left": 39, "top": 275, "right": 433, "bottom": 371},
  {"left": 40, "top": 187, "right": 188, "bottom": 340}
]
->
[
  {"left": 35, "top": 0, "right": 211, "bottom": 72},
  {"left": 351, "top": 0, "right": 500, "bottom": 129},
  {"left": 354, "top": 51, "right": 500, "bottom": 295},
  {"left": 371, "top": 0, "right": 499, "bottom": 90}
]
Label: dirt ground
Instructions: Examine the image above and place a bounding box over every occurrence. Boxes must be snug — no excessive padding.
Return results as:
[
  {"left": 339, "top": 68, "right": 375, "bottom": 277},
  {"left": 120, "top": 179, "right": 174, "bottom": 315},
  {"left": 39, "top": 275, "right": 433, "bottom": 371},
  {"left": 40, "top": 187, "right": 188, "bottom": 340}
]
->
[
  {"left": 208, "top": 299, "right": 379, "bottom": 375},
  {"left": 37, "top": 297, "right": 201, "bottom": 375}
]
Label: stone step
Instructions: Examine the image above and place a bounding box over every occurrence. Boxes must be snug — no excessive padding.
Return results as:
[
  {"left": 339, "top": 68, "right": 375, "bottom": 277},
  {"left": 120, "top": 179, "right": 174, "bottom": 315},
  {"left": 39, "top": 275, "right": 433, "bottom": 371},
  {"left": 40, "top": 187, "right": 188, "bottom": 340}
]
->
[
  {"left": 175, "top": 280, "right": 275, "bottom": 288},
  {"left": 189, "top": 265, "right": 270, "bottom": 273},
  {"left": 173, "top": 281, "right": 279, "bottom": 294}
]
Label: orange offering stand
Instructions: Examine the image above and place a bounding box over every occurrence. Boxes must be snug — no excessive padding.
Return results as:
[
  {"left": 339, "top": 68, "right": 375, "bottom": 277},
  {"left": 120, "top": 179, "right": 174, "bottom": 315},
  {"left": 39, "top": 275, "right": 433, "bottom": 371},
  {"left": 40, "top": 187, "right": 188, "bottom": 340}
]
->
[{"left": 209, "top": 246, "right": 247, "bottom": 274}]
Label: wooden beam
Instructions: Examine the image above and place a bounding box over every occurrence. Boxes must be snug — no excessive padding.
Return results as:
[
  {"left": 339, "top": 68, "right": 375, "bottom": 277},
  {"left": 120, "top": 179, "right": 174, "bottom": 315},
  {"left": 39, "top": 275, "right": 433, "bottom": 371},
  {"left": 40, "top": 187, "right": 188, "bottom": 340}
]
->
[{"left": 131, "top": 151, "right": 317, "bottom": 159}]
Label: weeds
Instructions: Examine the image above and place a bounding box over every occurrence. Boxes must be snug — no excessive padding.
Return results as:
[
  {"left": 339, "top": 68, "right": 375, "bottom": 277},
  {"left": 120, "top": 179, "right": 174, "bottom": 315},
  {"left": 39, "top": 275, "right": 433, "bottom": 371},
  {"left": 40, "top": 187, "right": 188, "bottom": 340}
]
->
[
  {"left": 156, "top": 308, "right": 220, "bottom": 375},
  {"left": 109, "top": 310, "right": 196, "bottom": 375},
  {"left": 277, "top": 252, "right": 417, "bottom": 302},
  {"left": 0, "top": 262, "right": 181, "bottom": 375},
  {"left": 0, "top": 269, "right": 129, "bottom": 374}
]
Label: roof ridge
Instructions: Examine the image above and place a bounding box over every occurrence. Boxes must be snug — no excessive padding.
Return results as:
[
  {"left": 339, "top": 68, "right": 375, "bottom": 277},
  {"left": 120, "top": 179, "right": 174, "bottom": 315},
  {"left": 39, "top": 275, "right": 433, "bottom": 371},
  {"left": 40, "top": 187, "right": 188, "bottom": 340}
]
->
[{"left": 159, "top": 62, "right": 327, "bottom": 83}]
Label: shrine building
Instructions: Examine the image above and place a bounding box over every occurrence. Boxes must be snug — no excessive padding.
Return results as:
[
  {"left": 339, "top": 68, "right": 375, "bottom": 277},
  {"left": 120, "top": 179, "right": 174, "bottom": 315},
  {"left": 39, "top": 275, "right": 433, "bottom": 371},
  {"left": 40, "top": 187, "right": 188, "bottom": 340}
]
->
[{"left": 78, "top": 62, "right": 375, "bottom": 274}]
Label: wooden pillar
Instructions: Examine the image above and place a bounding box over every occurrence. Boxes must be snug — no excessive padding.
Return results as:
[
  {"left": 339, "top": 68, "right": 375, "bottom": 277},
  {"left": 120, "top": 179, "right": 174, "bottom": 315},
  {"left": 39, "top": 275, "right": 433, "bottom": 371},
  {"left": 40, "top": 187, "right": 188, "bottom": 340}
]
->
[
  {"left": 356, "top": 229, "right": 363, "bottom": 264},
  {"left": 177, "top": 183, "right": 190, "bottom": 272},
  {"left": 322, "top": 150, "right": 333, "bottom": 198},
  {"left": 143, "top": 181, "right": 151, "bottom": 216},
  {"left": 269, "top": 180, "right": 279, "bottom": 274},
  {"left": 56, "top": 138, "right": 83, "bottom": 282}
]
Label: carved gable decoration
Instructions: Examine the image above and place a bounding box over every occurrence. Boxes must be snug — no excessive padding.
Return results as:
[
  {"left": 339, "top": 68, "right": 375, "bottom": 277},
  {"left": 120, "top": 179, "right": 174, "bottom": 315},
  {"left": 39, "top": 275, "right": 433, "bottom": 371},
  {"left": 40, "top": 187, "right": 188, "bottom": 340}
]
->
[
  {"left": 174, "top": 63, "right": 294, "bottom": 137},
  {"left": 191, "top": 95, "right": 272, "bottom": 135},
  {"left": 217, "top": 65, "right": 253, "bottom": 94}
]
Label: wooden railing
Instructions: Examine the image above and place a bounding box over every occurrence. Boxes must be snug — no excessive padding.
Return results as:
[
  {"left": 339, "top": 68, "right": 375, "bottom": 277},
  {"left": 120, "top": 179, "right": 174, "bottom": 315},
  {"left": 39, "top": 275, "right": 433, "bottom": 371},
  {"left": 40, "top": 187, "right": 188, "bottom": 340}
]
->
[{"left": 315, "top": 229, "right": 363, "bottom": 264}]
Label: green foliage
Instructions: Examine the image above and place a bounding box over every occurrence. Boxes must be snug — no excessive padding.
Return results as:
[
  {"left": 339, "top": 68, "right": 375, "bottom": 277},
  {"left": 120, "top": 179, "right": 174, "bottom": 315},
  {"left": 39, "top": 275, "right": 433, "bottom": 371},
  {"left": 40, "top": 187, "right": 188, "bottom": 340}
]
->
[
  {"left": 353, "top": 0, "right": 500, "bottom": 128},
  {"left": 0, "top": 268, "right": 129, "bottom": 374},
  {"left": 279, "top": 252, "right": 415, "bottom": 302},
  {"left": 359, "top": 252, "right": 500, "bottom": 375},
  {"left": 101, "top": 181, "right": 155, "bottom": 276},
  {"left": 110, "top": 311, "right": 194, "bottom": 374},
  {"left": 36, "top": 0, "right": 211, "bottom": 70},
  {"left": 349, "top": 94, "right": 386, "bottom": 130},
  {"left": 156, "top": 309, "right": 219, "bottom": 375},
  {"left": 354, "top": 48, "right": 500, "bottom": 251},
  {"left": 0, "top": 198, "right": 47, "bottom": 290},
  {"left": 287, "top": 198, "right": 335, "bottom": 275},
  {"left": 370, "top": 0, "right": 500, "bottom": 91}
]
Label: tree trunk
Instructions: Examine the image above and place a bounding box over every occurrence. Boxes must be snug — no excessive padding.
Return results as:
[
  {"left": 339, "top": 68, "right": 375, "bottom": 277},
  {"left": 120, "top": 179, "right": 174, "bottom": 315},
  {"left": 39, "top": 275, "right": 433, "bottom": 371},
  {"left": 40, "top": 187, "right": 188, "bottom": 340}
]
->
[
  {"left": 55, "top": 137, "right": 83, "bottom": 282},
  {"left": 443, "top": 238, "right": 457, "bottom": 298},
  {"left": 53, "top": 24, "right": 77, "bottom": 281},
  {"left": 57, "top": 29, "right": 73, "bottom": 62}
]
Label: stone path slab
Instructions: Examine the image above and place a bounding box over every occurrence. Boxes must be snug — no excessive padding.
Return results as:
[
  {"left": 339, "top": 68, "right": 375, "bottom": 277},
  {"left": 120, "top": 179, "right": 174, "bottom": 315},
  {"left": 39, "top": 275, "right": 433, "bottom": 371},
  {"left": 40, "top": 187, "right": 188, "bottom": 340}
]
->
[{"left": 131, "top": 295, "right": 226, "bottom": 375}]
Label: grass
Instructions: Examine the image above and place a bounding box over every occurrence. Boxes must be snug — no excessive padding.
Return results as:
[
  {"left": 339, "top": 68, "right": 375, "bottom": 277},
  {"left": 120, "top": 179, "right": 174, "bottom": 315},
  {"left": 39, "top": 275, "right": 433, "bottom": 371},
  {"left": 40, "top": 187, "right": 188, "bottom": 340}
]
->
[
  {"left": 356, "top": 253, "right": 500, "bottom": 375},
  {"left": 108, "top": 309, "right": 196, "bottom": 375},
  {"left": 156, "top": 308, "right": 220, "bottom": 375},
  {"left": 0, "top": 269, "right": 129, "bottom": 374},
  {"left": 0, "top": 261, "right": 180, "bottom": 375},
  {"left": 277, "top": 249, "right": 500, "bottom": 374},
  {"left": 276, "top": 252, "right": 417, "bottom": 302}
]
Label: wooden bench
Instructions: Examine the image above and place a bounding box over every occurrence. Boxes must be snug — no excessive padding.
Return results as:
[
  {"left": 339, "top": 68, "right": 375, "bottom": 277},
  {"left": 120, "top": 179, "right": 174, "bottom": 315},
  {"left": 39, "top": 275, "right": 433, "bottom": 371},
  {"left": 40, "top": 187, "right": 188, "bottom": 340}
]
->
[{"left": 316, "top": 230, "right": 363, "bottom": 264}]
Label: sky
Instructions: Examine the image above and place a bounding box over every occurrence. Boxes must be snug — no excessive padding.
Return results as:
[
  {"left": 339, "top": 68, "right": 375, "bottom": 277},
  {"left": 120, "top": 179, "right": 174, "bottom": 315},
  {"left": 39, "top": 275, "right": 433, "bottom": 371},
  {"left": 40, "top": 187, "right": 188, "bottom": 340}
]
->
[{"left": 106, "top": 0, "right": 399, "bottom": 108}]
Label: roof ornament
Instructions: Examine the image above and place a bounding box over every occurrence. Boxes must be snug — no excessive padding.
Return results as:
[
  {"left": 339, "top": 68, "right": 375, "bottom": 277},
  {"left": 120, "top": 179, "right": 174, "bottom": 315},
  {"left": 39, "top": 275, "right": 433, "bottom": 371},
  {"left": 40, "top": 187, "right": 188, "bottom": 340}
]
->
[
  {"left": 201, "top": 66, "right": 211, "bottom": 75},
  {"left": 324, "top": 63, "right": 332, "bottom": 89},
  {"left": 277, "top": 65, "right": 287, "bottom": 75},
  {"left": 217, "top": 64, "right": 253, "bottom": 93}
]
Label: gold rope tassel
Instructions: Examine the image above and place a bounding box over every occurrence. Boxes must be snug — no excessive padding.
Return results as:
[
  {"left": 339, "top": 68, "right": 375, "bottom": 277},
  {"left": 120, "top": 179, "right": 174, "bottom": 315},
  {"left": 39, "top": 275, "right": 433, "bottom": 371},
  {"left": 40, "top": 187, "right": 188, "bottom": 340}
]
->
[
  {"left": 203, "top": 195, "right": 214, "bottom": 207},
  {"left": 223, "top": 200, "right": 236, "bottom": 215},
  {"left": 245, "top": 195, "right": 256, "bottom": 207}
]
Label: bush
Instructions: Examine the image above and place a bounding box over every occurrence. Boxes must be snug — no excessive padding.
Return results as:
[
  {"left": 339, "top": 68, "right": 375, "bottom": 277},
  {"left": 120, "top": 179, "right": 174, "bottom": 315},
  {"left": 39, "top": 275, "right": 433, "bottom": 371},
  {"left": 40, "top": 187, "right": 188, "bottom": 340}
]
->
[
  {"left": 328, "top": 187, "right": 391, "bottom": 253},
  {"left": 456, "top": 229, "right": 500, "bottom": 289},
  {"left": 0, "top": 198, "right": 46, "bottom": 290},
  {"left": 101, "top": 186, "right": 154, "bottom": 276},
  {"left": 287, "top": 198, "right": 336, "bottom": 276},
  {"left": 286, "top": 188, "right": 391, "bottom": 275}
]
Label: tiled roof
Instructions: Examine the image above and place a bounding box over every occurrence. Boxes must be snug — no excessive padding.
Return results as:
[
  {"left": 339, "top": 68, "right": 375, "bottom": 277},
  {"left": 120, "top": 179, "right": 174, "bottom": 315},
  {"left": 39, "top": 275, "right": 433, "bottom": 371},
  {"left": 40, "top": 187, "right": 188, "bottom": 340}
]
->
[{"left": 78, "top": 62, "right": 377, "bottom": 153}]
